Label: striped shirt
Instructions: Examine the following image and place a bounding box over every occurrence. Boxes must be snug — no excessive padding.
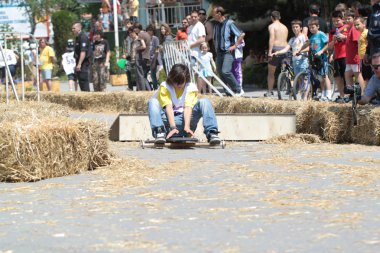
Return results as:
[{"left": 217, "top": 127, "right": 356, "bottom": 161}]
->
[{"left": 213, "top": 17, "right": 243, "bottom": 53}]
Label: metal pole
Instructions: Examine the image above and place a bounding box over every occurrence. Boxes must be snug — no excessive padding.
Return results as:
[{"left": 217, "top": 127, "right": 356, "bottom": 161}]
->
[
  {"left": 113, "top": 0, "right": 120, "bottom": 59},
  {"left": 35, "top": 39, "right": 40, "bottom": 101},
  {"left": 20, "top": 33, "right": 25, "bottom": 101}
]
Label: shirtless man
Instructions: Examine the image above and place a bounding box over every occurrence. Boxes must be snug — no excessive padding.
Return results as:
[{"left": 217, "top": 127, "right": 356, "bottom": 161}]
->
[{"left": 266, "top": 11, "right": 288, "bottom": 97}]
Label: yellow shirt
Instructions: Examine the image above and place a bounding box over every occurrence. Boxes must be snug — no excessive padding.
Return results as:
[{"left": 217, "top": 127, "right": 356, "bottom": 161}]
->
[
  {"left": 358, "top": 29, "right": 368, "bottom": 60},
  {"left": 39, "top": 46, "right": 55, "bottom": 70},
  {"left": 158, "top": 84, "right": 198, "bottom": 109},
  {"left": 129, "top": 0, "right": 139, "bottom": 17}
]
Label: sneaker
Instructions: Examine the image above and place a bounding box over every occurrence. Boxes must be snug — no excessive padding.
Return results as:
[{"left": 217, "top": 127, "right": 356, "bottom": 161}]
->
[
  {"left": 155, "top": 132, "right": 166, "bottom": 144},
  {"left": 239, "top": 89, "right": 245, "bottom": 96},
  {"left": 343, "top": 96, "right": 352, "bottom": 103},
  {"left": 207, "top": 131, "right": 221, "bottom": 145},
  {"left": 320, "top": 96, "right": 330, "bottom": 102},
  {"left": 334, "top": 96, "right": 345, "bottom": 103},
  {"left": 264, "top": 91, "right": 274, "bottom": 97}
]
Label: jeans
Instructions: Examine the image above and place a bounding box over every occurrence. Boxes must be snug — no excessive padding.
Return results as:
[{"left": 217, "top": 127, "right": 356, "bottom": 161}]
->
[
  {"left": 216, "top": 51, "right": 241, "bottom": 95},
  {"left": 148, "top": 97, "right": 219, "bottom": 137},
  {"left": 292, "top": 58, "right": 309, "bottom": 76},
  {"left": 76, "top": 61, "right": 90, "bottom": 92},
  {"left": 150, "top": 65, "right": 158, "bottom": 90},
  {"left": 135, "top": 58, "right": 151, "bottom": 91}
]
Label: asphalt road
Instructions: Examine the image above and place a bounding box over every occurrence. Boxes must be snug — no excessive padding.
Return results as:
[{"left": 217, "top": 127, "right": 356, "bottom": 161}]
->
[{"left": 1, "top": 141, "right": 379, "bottom": 253}]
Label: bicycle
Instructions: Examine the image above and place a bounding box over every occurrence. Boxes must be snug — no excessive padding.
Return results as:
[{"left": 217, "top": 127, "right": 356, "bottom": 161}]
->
[
  {"left": 277, "top": 56, "right": 295, "bottom": 100},
  {"left": 293, "top": 53, "right": 336, "bottom": 101}
]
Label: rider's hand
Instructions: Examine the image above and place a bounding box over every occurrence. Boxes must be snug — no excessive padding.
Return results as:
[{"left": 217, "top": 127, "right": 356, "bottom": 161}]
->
[
  {"left": 315, "top": 51, "right": 322, "bottom": 57},
  {"left": 184, "top": 127, "right": 194, "bottom": 137},
  {"left": 363, "top": 54, "right": 370, "bottom": 65},
  {"left": 166, "top": 128, "right": 179, "bottom": 139}
]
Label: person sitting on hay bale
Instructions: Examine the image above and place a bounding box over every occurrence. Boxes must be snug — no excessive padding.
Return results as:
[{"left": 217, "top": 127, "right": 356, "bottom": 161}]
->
[
  {"left": 359, "top": 52, "right": 380, "bottom": 105},
  {"left": 147, "top": 63, "right": 221, "bottom": 145}
]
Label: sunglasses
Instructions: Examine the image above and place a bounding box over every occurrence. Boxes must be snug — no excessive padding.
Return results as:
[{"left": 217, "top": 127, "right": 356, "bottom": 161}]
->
[
  {"left": 199, "top": 12, "right": 206, "bottom": 15},
  {"left": 371, "top": 64, "right": 380, "bottom": 70}
]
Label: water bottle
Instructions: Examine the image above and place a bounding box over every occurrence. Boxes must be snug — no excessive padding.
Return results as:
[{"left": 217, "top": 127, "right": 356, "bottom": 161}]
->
[{"left": 335, "top": 28, "right": 341, "bottom": 41}]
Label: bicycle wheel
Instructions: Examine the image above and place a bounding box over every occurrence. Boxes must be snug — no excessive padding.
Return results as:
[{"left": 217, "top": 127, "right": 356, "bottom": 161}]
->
[
  {"left": 293, "top": 71, "right": 313, "bottom": 101},
  {"left": 328, "top": 64, "right": 336, "bottom": 99},
  {"left": 277, "top": 71, "right": 291, "bottom": 100}
]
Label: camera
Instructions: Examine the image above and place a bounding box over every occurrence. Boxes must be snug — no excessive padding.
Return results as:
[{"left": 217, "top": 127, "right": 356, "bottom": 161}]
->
[{"left": 344, "top": 83, "right": 361, "bottom": 96}]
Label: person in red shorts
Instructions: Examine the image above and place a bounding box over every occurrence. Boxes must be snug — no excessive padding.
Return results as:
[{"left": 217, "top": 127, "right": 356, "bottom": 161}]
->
[
  {"left": 328, "top": 10, "right": 350, "bottom": 102},
  {"left": 344, "top": 11, "right": 365, "bottom": 98}
]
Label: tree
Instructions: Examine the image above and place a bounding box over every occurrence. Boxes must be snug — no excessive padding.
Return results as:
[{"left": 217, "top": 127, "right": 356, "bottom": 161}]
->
[
  {"left": 52, "top": 10, "right": 78, "bottom": 67},
  {"left": 18, "top": 0, "right": 82, "bottom": 34}
]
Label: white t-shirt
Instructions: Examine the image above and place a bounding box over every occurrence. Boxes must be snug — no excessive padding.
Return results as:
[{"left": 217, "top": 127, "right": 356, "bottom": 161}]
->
[
  {"left": 0, "top": 49, "right": 17, "bottom": 67},
  {"left": 199, "top": 51, "right": 213, "bottom": 71},
  {"left": 187, "top": 21, "right": 206, "bottom": 57},
  {"left": 289, "top": 34, "right": 307, "bottom": 61},
  {"left": 61, "top": 51, "right": 76, "bottom": 75}
]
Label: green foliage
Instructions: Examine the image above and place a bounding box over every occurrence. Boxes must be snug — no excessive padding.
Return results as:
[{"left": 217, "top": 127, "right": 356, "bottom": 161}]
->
[
  {"left": 109, "top": 50, "right": 125, "bottom": 75},
  {"left": 18, "top": 0, "right": 86, "bottom": 34},
  {"left": 158, "top": 68, "right": 167, "bottom": 84},
  {"left": 52, "top": 10, "right": 78, "bottom": 74},
  {"left": 243, "top": 63, "right": 267, "bottom": 88}
]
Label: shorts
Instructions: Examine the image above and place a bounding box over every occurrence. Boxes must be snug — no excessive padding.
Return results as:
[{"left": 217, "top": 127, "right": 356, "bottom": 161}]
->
[
  {"left": 41, "top": 69, "right": 52, "bottom": 80},
  {"left": 318, "top": 60, "right": 329, "bottom": 77},
  {"left": 361, "top": 60, "right": 373, "bottom": 80},
  {"left": 345, "top": 63, "right": 360, "bottom": 73},
  {"left": 67, "top": 73, "right": 76, "bottom": 81},
  {"left": 269, "top": 46, "right": 286, "bottom": 67},
  {"left": 292, "top": 58, "right": 309, "bottom": 76},
  {"left": 0, "top": 65, "right": 16, "bottom": 79},
  {"left": 333, "top": 58, "right": 346, "bottom": 78}
]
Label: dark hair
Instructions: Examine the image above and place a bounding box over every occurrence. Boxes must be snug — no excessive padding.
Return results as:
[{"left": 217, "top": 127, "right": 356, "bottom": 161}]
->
[
  {"left": 198, "top": 8, "right": 207, "bottom": 14},
  {"left": 133, "top": 22, "right": 143, "bottom": 31},
  {"left": 146, "top": 24, "right": 155, "bottom": 32},
  {"left": 271, "top": 11, "right": 281, "bottom": 20},
  {"left": 291, "top": 19, "right": 302, "bottom": 27},
  {"left": 166, "top": 64, "right": 191, "bottom": 86},
  {"left": 372, "top": 52, "right": 380, "bottom": 61},
  {"left": 191, "top": 9, "right": 199, "bottom": 15},
  {"left": 358, "top": 4, "right": 372, "bottom": 18},
  {"left": 332, "top": 10, "right": 344, "bottom": 19},
  {"left": 345, "top": 10, "right": 355, "bottom": 18},
  {"left": 127, "top": 27, "right": 135, "bottom": 34},
  {"left": 214, "top": 6, "right": 226, "bottom": 16},
  {"left": 94, "top": 30, "right": 103, "bottom": 37},
  {"left": 308, "top": 16, "right": 320, "bottom": 26},
  {"left": 309, "top": 4, "right": 320, "bottom": 15}
]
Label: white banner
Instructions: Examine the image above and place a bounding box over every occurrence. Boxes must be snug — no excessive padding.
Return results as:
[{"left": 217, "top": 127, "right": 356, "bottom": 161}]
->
[{"left": 0, "top": 3, "right": 31, "bottom": 34}]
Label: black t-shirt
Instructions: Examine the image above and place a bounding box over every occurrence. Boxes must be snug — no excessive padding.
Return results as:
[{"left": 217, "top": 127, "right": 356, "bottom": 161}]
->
[
  {"left": 302, "top": 16, "right": 328, "bottom": 38},
  {"left": 93, "top": 39, "right": 110, "bottom": 62},
  {"left": 74, "top": 31, "right": 91, "bottom": 63}
]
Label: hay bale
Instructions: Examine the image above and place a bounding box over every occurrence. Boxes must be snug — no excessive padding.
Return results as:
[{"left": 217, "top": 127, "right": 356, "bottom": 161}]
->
[
  {"left": 0, "top": 101, "right": 69, "bottom": 121},
  {"left": 350, "top": 106, "right": 380, "bottom": 145},
  {"left": 25, "top": 91, "right": 153, "bottom": 113},
  {"left": 264, "top": 133, "right": 322, "bottom": 144},
  {"left": 321, "top": 105, "right": 352, "bottom": 143},
  {"left": 0, "top": 102, "right": 111, "bottom": 182},
  {"left": 0, "top": 118, "right": 111, "bottom": 182},
  {"left": 21, "top": 91, "right": 380, "bottom": 145}
]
